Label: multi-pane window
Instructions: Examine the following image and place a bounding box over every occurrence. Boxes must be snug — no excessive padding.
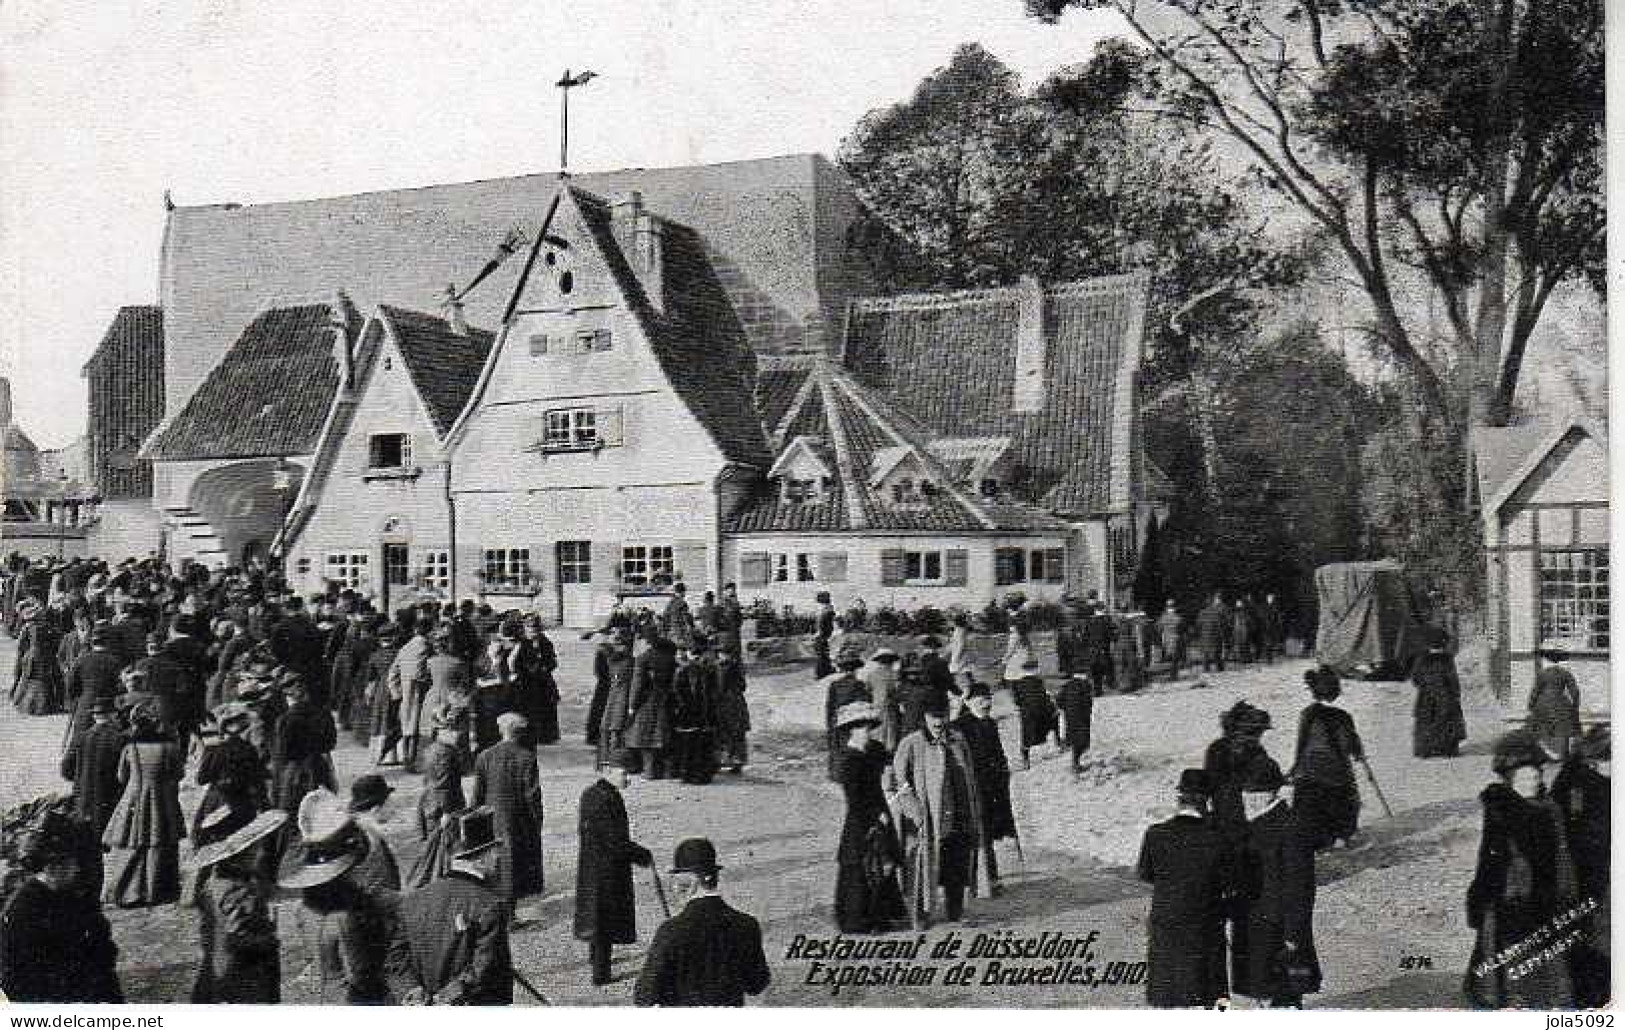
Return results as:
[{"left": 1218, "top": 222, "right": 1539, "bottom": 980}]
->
[
  {"left": 543, "top": 408, "right": 599, "bottom": 449},
  {"left": 1030, "top": 548, "right": 1066, "bottom": 584},
  {"left": 557, "top": 541, "right": 592, "bottom": 584},
  {"left": 767, "top": 552, "right": 819, "bottom": 583},
  {"left": 575, "top": 328, "right": 613, "bottom": 353},
  {"left": 621, "top": 544, "right": 675, "bottom": 588},
  {"left": 368, "top": 433, "right": 412, "bottom": 469},
  {"left": 785, "top": 477, "right": 830, "bottom": 504},
  {"left": 325, "top": 552, "right": 369, "bottom": 590},
  {"left": 1539, "top": 549, "right": 1609, "bottom": 651},
  {"left": 995, "top": 547, "right": 1026, "bottom": 586},
  {"left": 903, "top": 550, "right": 944, "bottom": 584},
  {"left": 482, "top": 548, "right": 532, "bottom": 591},
  {"left": 417, "top": 550, "right": 450, "bottom": 594}
]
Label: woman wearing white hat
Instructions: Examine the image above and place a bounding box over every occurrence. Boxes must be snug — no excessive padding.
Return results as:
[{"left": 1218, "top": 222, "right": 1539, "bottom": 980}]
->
[{"left": 832, "top": 701, "right": 906, "bottom": 934}]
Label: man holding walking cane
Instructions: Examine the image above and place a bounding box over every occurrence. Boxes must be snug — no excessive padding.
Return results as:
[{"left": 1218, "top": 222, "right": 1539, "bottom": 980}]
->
[{"left": 575, "top": 761, "right": 655, "bottom": 987}]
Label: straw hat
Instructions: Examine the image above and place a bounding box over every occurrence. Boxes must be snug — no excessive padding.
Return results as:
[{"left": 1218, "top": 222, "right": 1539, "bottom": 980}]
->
[
  {"left": 834, "top": 701, "right": 880, "bottom": 731},
  {"left": 185, "top": 810, "right": 288, "bottom": 872}
]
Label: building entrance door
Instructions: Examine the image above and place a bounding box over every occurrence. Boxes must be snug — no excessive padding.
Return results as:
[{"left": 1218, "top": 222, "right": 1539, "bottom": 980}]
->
[
  {"left": 382, "top": 543, "right": 410, "bottom": 611},
  {"left": 556, "top": 540, "right": 594, "bottom": 627}
]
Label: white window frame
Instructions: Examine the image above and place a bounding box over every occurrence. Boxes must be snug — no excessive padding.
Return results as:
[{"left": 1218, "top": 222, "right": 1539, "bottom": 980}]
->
[
  {"left": 902, "top": 549, "right": 945, "bottom": 585},
  {"left": 367, "top": 432, "right": 413, "bottom": 470},
  {"left": 1539, "top": 548, "right": 1609, "bottom": 652},
  {"left": 621, "top": 543, "right": 676, "bottom": 589},
  {"left": 542, "top": 407, "right": 600, "bottom": 451},
  {"left": 557, "top": 541, "right": 592, "bottom": 584},
  {"left": 325, "top": 551, "right": 370, "bottom": 590},
  {"left": 417, "top": 549, "right": 450, "bottom": 595},
  {"left": 1030, "top": 547, "right": 1066, "bottom": 584},
  {"left": 482, "top": 548, "right": 532, "bottom": 592}
]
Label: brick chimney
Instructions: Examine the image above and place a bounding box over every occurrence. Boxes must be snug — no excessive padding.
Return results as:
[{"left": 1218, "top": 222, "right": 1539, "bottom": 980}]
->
[
  {"left": 1012, "top": 275, "right": 1046, "bottom": 413},
  {"left": 611, "top": 191, "right": 664, "bottom": 311},
  {"left": 442, "top": 283, "right": 469, "bottom": 337},
  {"left": 330, "top": 291, "right": 356, "bottom": 392}
]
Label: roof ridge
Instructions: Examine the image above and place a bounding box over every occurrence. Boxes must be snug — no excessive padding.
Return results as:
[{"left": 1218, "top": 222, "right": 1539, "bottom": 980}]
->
[
  {"left": 850, "top": 270, "right": 1152, "bottom": 315},
  {"left": 168, "top": 153, "right": 829, "bottom": 213},
  {"left": 829, "top": 374, "right": 996, "bottom": 530},
  {"left": 816, "top": 374, "right": 869, "bottom": 530}
]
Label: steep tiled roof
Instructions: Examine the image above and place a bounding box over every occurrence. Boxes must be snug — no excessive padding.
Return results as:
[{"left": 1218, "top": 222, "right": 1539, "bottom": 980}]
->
[
  {"left": 569, "top": 189, "right": 772, "bottom": 468},
  {"left": 378, "top": 306, "right": 494, "bottom": 437},
  {"left": 755, "top": 360, "right": 814, "bottom": 439},
  {"left": 726, "top": 366, "right": 1067, "bottom": 534},
  {"left": 160, "top": 155, "right": 876, "bottom": 421},
  {"left": 844, "top": 274, "right": 1149, "bottom": 517},
  {"left": 82, "top": 306, "right": 164, "bottom": 498},
  {"left": 143, "top": 304, "right": 347, "bottom": 460}
]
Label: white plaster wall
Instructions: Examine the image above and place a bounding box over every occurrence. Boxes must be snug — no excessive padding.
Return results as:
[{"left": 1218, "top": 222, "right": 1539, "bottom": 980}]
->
[{"left": 721, "top": 532, "right": 1071, "bottom": 612}]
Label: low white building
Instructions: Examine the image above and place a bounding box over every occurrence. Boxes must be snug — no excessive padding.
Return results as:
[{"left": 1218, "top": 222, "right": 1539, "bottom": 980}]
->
[{"left": 1474, "top": 413, "right": 1610, "bottom": 718}]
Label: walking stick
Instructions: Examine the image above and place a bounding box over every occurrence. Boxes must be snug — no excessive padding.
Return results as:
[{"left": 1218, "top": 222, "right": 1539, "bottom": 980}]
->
[
  {"left": 1009, "top": 826, "right": 1025, "bottom": 868},
  {"left": 1358, "top": 756, "right": 1395, "bottom": 819},
  {"left": 648, "top": 866, "right": 672, "bottom": 919},
  {"left": 511, "top": 967, "right": 553, "bottom": 1005}
]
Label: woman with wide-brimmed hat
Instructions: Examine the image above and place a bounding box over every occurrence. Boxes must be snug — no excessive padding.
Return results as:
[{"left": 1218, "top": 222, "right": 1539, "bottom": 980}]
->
[
  {"left": 1204, "top": 700, "right": 1276, "bottom": 847},
  {"left": 0, "top": 808, "right": 122, "bottom": 1003},
  {"left": 831, "top": 701, "right": 906, "bottom": 933},
  {"left": 1464, "top": 730, "right": 1578, "bottom": 1008},
  {"left": 191, "top": 701, "right": 269, "bottom": 847},
  {"left": 279, "top": 797, "right": 394, "bottom": 1005},
  {"left": 824, "top": 640, "right": 871, "bottom": 781},
  {"left": 186, "top": 809, "right": 286, "bottom": 1003}
]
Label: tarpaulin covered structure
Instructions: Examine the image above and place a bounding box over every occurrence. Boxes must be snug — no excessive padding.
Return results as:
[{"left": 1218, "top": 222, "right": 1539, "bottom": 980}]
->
[{"left": 1313, "top": 560, "right": 1424, "bottom": 676}]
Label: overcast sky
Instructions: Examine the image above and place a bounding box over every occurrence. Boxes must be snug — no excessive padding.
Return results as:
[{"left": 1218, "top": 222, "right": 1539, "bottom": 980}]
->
[{"left": 0, "top": 0, "right": 1123, "bottom": 447}]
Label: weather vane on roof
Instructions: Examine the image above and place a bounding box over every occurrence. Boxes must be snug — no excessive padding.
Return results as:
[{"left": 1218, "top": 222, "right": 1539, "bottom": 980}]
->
[{"left": 556, "top": 69, "right": 598, "bottom": 178}]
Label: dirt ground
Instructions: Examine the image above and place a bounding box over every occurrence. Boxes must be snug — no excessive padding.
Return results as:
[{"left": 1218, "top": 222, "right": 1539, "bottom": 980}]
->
[{"left": 0, "top": 634, "right": 1522, "bottom": 1008}]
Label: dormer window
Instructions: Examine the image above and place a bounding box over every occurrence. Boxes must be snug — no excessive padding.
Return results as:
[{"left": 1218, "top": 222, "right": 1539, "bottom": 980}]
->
[
  {"left": 890, "top": 477, "right": 935, "bottom": 506},
  {"left": 782, "top": 475, "right": 834, "bottom": 505},
  {"left": 979, "top": 478, "right": 1000, "bottom": 497},
  {"left": 368, "top": 433, "right": 412, "bottom": 470}
]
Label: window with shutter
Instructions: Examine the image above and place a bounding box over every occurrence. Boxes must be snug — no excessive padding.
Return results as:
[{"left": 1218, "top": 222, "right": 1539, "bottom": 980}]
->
[
  {"left": 740, "top": 552, "right": 771, "bottom": 586},
  {"left": 528, "top": 333, "right": 548, "bottom": 356},
  {"left": 817, "top": 552, "right": 848, "bottom": 583},
  {"left": 945, "top": 549, "right": 969, "bottom": 587},
  {"left": 880, "top": 548, "right": 906, "bottom": 586},
  {"left": 595, "top": 405, "right": 625, "bottom": 446}
]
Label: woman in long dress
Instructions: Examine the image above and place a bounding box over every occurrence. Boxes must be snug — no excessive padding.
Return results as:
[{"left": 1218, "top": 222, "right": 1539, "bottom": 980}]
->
[
  {"left": 187, "top": 810, "right": 285, "bottom": 1003},
  {"left": 12, "top": 601, "right": 64, "bottom": 715},
  {"left": 102, "top": 703, "right": 187, "bottom": 906},
  {"left": 1465, "top": 730, "right": 1578, "bottom": 1008},
  {"left": 1411, "top": 628, "right": 1467, "bottom": 758},
  {"left": 832, "top": 702, "right": 906, "bottom": 933}
]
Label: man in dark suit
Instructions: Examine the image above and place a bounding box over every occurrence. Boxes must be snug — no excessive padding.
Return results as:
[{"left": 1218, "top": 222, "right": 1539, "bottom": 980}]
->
[
  {"left": 634, "top": 838, "right": 770, "bottom": 1007},
  {"left": 1137, "top": 769, "right": 1230, "bottom": 1009},
  {"left": 1082, "top": 601, "right": 1118, "bottom": 693},
  {"left": 269, "top": 595, "right": 326, "bottom": 706},
  {"left": 398, "top": 807, "right": 514, "bottom": 1006},
  {"left": 59, "top": 696, "right": 124, "bottom": 837},
  {"left": 574, "top": 764, "right": 654, "bottom": 986}
]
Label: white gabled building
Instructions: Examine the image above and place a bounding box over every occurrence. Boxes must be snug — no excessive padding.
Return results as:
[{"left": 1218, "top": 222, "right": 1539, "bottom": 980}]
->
[
  {"left": 279, "top": 305, "right": 494, "bottom": 610},
  {"left": 446, "top": 186, "right": 771, "bottom": 626}
]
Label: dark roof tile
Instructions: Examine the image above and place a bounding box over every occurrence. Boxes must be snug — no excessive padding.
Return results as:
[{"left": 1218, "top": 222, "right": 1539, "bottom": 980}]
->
[
  {"left": 378, "top": 305, "right": 495, "bottom": 436},
  {"left": 844, "top": 275, "right": 1148, "bottom": 516},
  {"left": 144, "top": 304, "right": 343, "bottom": 460}
]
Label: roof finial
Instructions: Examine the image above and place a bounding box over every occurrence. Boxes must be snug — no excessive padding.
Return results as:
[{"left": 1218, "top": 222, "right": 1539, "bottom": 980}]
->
[
  {"left": 163, "top": 189, "right": 174, "bottom": 212},
  {"left": 555, "top": 69, "right": 598, "bottom": 179}
]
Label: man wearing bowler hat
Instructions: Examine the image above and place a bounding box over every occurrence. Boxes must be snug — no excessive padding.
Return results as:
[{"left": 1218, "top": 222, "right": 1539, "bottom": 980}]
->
[
  {"left": 634, "top": 838, "right": 770, "bottom": 1007},
  {"left": 398, "top": 807, "right": 515, "bottom": 1005},
  {"left": 1137, "top": 768, "right": 1231, "bottom": 1009},
  {"left": 60, "top": 693, "right": 125, "bottom": 838}
]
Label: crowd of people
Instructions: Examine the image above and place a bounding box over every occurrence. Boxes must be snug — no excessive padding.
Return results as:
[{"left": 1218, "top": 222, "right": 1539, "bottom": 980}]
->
[
  {"left": 1136, "top": 640, "right": 1610, "bottom": 1012},
  {"left": 0, "top": 551, "right": 1609, "bottom": 1011},
  {"left": 0, "top": 552, "right": 771, "bottom": 1007}
]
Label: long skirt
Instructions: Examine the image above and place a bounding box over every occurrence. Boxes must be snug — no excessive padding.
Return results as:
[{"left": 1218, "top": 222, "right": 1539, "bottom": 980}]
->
[
  {"left": 671, "top": 728, "right": 718, "bottom": 784},
  {"left": 834, "top": 859, "right": 906, "bottom": 934},
  {"left": 105, "top": 841, "right": 181, "bottom": 907},
  {"left": 1010, "top": 679, "right": 1057, "bottom": 749},
  {"left": 1293, "top": 779, "right": 1360, "bottom": 849}
]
